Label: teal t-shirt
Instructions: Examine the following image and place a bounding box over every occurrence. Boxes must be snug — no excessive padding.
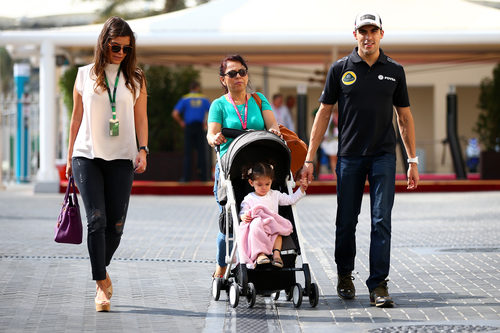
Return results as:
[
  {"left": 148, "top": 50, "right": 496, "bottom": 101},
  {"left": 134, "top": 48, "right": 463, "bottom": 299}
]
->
[{"left": 208, "top": 92, "right": 272, "bottom": 157}]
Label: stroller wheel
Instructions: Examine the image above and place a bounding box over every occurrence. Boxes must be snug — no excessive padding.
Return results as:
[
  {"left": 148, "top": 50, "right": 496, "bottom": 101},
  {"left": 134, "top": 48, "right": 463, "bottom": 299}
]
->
[
  {"left": 285, "top": 288, "right": 293, "bottom": 301},
  {"left": 212, "top": 277, "right": 222, "bottom": 301},
  {"left": 246, "top": 282, "right": 256, "bottom": 308},
  {"left": 229, "top": 283, "right": 240, "bottom": 308},
  {"left": 292, "top": 283, "right": 303, "bottom": 308},
  {"left": 272, "top": 291, "right": 280, "bottom": 301},
  {"left": 308, "top": 282, "right": 319, "bottom": 308}
]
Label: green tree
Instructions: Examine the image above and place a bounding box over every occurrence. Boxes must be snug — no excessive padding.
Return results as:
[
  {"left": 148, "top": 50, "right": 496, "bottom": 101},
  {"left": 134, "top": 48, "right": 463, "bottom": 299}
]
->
[
  {"left": 163, "top": 0, "right": 187, "bottom": 13},
  {"left": 144, "top": 64, "right": 199, "bottom": 152},
  {"left": 475, "top": 63, "right": 500, "bottom": 151},
  {"left": 88, "top": 0, "right": 211, "bottom": 21},
  {"left": 163, "top": 0, "right": 209, "bottom": 12},
  {"left": 58, "top": 66, "right": 79, "bottom": 115},
  {"left": 0, "top": 47, "right": 13, "bottom": 96}
]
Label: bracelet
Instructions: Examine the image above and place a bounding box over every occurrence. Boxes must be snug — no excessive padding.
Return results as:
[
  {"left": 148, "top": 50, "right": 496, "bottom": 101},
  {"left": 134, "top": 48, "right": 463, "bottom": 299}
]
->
[
  {"left": 407, "top": 156, "right": 419, "bottom": 164},
  {"left": 305, "top": 161, "right": 314, "bottom": 164}
]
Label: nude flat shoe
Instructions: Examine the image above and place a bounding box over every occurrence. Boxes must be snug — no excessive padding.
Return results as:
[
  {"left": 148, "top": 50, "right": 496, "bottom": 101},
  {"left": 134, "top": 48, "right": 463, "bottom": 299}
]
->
[{"left": 256, "top": 255, "right": 271, "bottom": 265}]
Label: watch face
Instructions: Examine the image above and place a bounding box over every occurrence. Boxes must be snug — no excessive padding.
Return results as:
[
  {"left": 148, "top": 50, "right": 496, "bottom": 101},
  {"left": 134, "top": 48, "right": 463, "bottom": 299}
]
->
[{"left": 140, "top": 146, "right": 149, "bottom": 154}]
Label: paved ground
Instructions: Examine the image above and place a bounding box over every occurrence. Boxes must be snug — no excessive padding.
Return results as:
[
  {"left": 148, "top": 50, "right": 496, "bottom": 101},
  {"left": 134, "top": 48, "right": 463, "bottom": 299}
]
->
[{"left": 0, "top": 184, "right": 499, "bottom": 333}]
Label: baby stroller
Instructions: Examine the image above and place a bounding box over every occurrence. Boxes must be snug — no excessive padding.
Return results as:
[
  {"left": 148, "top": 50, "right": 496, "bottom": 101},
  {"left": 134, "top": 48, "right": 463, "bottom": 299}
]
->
[{"left": 211, "top": 128, "right": 319, "bottom": 308}]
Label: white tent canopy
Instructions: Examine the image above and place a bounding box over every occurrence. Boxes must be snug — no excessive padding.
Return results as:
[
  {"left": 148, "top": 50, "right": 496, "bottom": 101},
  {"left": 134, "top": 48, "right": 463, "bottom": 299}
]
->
[
  {"left": 3, "top": 0, "right": 500, "bottom": 59},
  {"left": 1, "top": 0, "right": 500, "bottom": 191}
]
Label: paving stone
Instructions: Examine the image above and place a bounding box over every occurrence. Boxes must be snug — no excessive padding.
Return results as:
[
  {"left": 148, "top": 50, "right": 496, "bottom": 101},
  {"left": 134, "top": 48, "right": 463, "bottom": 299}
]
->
[{"left": 0, "top": 187, "right": 499, "bottom": 332}]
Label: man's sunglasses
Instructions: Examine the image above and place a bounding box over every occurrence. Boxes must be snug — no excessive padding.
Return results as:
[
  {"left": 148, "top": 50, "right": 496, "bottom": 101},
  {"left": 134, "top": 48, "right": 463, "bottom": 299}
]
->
[
  {"left": 109, "top": 43, "right": 133, "bottom": 54},
  {"left": 224, "top": 69, "right": 247, "bottom": 78}
]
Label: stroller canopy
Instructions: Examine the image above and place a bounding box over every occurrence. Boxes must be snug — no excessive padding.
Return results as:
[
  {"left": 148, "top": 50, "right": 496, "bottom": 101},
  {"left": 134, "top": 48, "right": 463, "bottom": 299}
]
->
[{"left": 221, "top": 130, "right": 291, "bottom": 184}]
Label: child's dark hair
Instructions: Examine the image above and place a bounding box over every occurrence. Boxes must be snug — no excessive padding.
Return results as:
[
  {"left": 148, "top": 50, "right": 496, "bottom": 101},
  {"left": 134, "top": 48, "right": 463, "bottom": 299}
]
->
[{"left": 244, "top": 162, "right": 275, "bottom": 181}]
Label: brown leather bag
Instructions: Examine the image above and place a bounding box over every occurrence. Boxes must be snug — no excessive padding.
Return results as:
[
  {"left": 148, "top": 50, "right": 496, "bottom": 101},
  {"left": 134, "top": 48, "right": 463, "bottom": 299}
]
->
[{"left": 252, "top": 93, "right": 308, "bottom": 179}]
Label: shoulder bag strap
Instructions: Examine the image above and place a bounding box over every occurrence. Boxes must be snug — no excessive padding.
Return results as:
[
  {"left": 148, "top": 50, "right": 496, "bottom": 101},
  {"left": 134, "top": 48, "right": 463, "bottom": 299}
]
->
[{"left": 252, "top": 93, "right": 262, "bottom": 111}]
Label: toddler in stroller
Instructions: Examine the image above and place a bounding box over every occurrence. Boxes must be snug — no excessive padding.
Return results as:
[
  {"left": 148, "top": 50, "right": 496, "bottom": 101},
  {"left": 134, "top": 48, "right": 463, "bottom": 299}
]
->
[
  {"left": 239, "top": 162, "right": 307, "bottom": 269},
  {"left": 211, "top": 129, "right": 319, "bottom": 308}
]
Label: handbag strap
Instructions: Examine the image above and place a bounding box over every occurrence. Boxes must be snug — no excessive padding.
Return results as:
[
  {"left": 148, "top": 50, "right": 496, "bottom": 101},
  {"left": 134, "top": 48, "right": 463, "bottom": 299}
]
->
[
  {"left": 67, "top": 176, "right": 79, "bottom": 206},
  {"left": 63, "top": 176, "right": 72, "bottom": 201}
]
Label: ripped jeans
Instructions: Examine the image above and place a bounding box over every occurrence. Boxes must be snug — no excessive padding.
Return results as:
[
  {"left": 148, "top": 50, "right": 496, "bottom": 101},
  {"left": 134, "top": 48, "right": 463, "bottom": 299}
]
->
[{"left": 72, "top": 157, "right": 134, "bottom": 281}]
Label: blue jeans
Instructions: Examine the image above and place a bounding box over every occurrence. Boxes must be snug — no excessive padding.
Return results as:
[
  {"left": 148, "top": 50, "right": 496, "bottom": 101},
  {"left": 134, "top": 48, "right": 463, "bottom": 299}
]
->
[
  {"left": 335, "top": 153, "right": 396, "bottom": 291},
  {"left": 213, "top": 163, "right": 232, "bottom": 267}
]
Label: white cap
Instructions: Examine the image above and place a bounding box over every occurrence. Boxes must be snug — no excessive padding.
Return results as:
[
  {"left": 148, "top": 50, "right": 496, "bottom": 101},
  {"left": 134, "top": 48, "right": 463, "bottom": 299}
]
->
[{"left": 354, "top": 12, "right": 382, "bottom": 30}]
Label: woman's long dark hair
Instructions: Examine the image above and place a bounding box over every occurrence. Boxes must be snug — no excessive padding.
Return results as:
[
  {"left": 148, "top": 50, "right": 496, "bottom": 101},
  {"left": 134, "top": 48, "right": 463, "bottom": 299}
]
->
[{"left": 92, "top": 16, "right": 145, "bottom": 97}]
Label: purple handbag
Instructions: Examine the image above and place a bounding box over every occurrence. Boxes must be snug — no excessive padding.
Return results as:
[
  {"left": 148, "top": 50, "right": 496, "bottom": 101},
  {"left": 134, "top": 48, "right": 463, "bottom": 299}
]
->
[{"left": 54, "top": 176, "right": 83, "bottom": 244}]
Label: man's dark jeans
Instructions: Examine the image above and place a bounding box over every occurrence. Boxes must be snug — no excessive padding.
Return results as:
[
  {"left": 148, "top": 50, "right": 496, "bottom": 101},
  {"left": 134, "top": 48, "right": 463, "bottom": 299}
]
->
[
  {"left": 72, "top": 157, "right": 134, "bottom": 281},
  {"left": 183, "top": 122, "right": 208, "bottom": 181},
  {"left": 334, "top": 153, "right": 396, "bottom": 291}
]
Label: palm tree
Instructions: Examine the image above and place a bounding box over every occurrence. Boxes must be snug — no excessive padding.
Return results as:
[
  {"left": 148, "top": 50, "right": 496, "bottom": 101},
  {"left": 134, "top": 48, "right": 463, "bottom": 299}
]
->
[
  {"left": 164, "top": 0, "right": 186, "bottom": 13},
  {"left": 163, "top": 0, "right": 210, "bottom": 12},
  {"left": 90, "top": 0, "right": 210, "bottom": 21}
]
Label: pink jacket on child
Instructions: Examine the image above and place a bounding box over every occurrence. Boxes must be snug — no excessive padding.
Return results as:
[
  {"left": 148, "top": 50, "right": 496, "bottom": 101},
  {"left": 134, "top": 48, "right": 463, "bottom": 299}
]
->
[
  {"left": 237, "top": 188, "right": 305, "bottom": 268},
  {"left": 238, "top": 204, "right": 294, "bottom": 268}
]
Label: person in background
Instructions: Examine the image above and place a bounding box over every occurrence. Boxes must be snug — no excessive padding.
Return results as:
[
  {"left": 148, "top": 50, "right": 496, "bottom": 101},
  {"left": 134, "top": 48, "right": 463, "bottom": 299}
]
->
[
  {"left": 271, "top": 93, "right": 295, "bottom": 132},
  {"left": 65, "top": 17, "right": 148, "bottom": 312},
  {"left": 172, "top": 81, "right": 211, "bottom": 182},
  {"left": 301, "top": 11, "right": 419, "bottom": 308},
  {"left": 319, "top": 107, "right": 339, "bottom": 178},
  {"left": 206, "top": 54, "right": 280, "bottom": 278},
  {"left": 286, "top": 95, "right": 296, "bottom": 114}
]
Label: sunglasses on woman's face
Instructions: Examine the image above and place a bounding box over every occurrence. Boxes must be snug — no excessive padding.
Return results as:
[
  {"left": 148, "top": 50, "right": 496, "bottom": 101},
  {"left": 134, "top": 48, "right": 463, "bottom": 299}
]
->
[
  {"left": 224, "top": 69, "right": 247, "bottom": 78},
  {"left": 109, "top": 43, "right": 132, "bottom": 54}
]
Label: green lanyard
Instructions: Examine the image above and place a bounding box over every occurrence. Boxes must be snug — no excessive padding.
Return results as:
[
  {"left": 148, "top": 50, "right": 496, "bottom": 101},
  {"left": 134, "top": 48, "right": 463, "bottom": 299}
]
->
[{"left": 104, "top": 65, "right": 121, "bottom": 120}]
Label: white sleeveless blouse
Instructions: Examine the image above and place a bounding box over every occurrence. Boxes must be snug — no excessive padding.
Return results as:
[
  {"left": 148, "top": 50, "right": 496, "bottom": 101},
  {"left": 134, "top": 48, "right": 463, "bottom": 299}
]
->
[{"left": 73, "top": 63, "right": 139, "bottom": 161}]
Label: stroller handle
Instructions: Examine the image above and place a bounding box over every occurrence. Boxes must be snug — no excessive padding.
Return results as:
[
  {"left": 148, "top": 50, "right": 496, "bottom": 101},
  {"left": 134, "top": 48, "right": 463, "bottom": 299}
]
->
[
  {"left": 221, "top": 128, "right": 247, "bottom": 139},
  {"left": 214, "top": 128, "right": 247, "bottom": 153}
]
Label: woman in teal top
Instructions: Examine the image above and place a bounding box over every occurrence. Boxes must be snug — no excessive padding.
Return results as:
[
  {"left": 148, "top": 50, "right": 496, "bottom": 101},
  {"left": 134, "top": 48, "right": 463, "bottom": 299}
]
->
[{"left": 207, "top": 54, "right": 280, "bottom": 278}]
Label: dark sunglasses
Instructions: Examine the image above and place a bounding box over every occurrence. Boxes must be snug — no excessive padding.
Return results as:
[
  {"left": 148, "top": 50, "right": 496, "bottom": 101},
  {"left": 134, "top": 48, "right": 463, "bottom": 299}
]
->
[
  {"left": 109, "top": 43, "right": 133, "bottom": 54},
  {"left": 224, "top": 69, "right": 247, "bottom": 78}
]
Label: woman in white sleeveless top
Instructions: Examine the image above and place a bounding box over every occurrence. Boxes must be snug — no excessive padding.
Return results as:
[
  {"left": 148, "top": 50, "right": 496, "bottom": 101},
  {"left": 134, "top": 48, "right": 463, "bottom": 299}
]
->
[{"left": 65, "top": 16, "right": 148, "bottom": 312}]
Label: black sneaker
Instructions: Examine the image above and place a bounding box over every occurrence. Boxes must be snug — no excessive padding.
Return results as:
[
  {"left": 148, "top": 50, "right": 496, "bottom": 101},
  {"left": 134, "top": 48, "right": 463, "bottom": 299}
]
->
[
  {"left": 369, "top": 280, "right": 394, "bottom": 308},
  {"left": 337, "top": 273, "right": 355, "bottom": 299}
]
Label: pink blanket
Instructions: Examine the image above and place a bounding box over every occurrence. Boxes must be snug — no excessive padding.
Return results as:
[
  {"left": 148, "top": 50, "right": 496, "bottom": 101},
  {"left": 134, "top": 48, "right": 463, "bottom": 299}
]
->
[{"left": 238, "top": 204, "right": 293, "bottom": 268}]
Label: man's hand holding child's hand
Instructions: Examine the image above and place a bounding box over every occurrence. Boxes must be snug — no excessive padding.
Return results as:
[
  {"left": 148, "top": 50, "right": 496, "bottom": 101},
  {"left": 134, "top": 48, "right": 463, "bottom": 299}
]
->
[{"left": 298, "top": 178, "right": 308, "bottom": 193}]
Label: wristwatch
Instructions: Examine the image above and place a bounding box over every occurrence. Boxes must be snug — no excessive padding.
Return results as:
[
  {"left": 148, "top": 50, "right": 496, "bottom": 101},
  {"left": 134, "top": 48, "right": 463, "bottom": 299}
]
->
[
  {"left": 139, "top": 146, "right": 150, "bottom": 155},
  {"left": 407, "top": 156, "right": 419, "bottom": 164}
]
